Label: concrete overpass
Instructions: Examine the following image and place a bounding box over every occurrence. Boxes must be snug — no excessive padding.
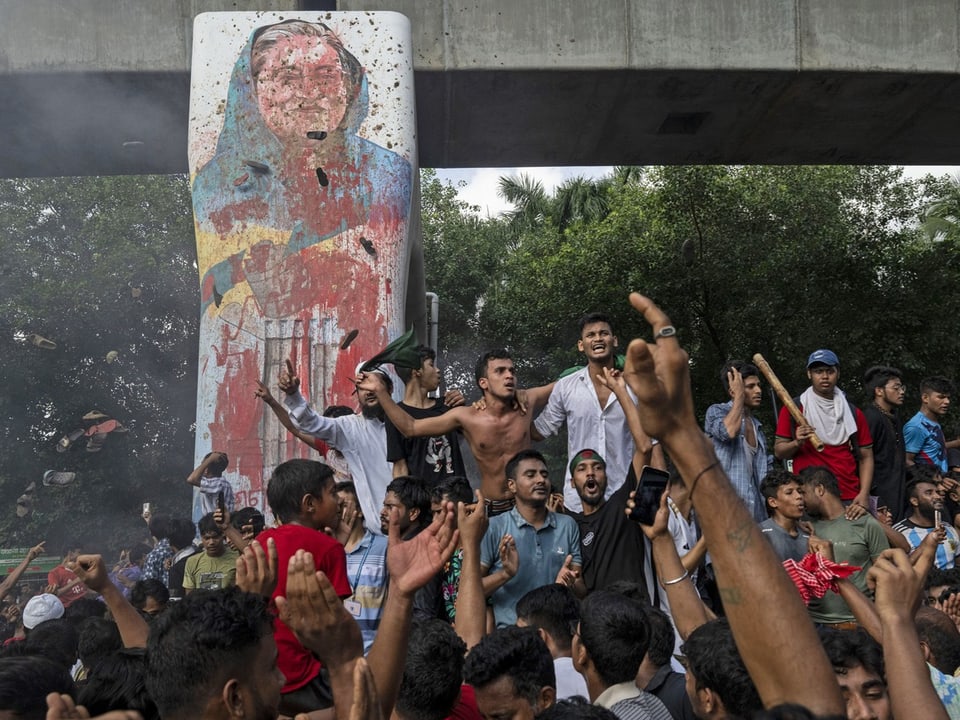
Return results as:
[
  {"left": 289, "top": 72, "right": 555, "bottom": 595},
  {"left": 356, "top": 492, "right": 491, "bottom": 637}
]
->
[{"left": 2, "top": 0, "right": 959, "bottom": 177}]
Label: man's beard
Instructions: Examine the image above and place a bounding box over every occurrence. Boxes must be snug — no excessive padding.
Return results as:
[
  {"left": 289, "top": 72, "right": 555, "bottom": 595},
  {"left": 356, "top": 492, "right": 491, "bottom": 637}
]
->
[{"left": 361, "top": 404, "right": 385, "bottom": 421}]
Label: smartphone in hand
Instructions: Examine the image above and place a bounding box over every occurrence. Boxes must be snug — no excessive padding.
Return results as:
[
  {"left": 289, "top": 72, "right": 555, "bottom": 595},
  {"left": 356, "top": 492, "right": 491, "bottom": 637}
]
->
[{"left": 629, "top": 466, "right": 670, "bottom": 525}]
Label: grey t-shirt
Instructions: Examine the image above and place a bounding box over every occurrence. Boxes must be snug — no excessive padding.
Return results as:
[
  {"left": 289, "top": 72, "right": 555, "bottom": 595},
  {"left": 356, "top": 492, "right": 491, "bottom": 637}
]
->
[{"left": 759, "top": 518, "right": 810, "bottom": 563}]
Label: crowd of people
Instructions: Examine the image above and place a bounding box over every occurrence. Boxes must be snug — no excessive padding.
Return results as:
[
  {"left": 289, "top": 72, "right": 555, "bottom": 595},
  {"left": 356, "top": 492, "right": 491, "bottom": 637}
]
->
[{"left": 3, "top": 295, "right": 960, "bottom": 720}]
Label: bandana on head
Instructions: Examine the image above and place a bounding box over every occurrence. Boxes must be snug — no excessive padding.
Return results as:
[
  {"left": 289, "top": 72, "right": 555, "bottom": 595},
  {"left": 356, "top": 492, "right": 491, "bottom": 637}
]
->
[{"left": 569, "top": 449, "right": 606, "bottom": 475}]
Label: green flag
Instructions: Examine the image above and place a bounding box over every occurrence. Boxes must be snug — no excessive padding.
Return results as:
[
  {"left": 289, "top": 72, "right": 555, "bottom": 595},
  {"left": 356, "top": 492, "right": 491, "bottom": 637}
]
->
[{"left": 359, "top": 327, "right": 422, "bottom": 372}]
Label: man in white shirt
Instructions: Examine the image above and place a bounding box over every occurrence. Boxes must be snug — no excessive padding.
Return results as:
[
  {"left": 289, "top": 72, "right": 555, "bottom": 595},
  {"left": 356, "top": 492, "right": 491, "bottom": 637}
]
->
[
  {"left": 535, "top": 313, "right": 653, "bottom": 512},
  {"left": 259, "top": 359, "right": 393, "bottom": 535}
]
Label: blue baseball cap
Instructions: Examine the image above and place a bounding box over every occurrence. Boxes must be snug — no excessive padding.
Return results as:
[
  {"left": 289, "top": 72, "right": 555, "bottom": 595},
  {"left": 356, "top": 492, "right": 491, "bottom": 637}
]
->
[{"left": 807, "top": 349, "right": 839, "bottom": 368}]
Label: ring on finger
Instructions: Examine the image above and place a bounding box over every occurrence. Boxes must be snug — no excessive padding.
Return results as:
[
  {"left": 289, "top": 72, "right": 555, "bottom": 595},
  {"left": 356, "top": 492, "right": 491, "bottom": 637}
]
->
[{"left": 654, "top": 325, "right": 677, "bottom": 340}]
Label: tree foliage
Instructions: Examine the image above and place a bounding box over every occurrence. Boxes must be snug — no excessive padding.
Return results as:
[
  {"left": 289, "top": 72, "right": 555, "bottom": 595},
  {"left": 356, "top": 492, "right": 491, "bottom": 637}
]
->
[
  {"left": 0, "top": 175, "right": 198, "bottom": 552},
  {"left": 425, "top": 166, "right": 960, "bottom": 433}
]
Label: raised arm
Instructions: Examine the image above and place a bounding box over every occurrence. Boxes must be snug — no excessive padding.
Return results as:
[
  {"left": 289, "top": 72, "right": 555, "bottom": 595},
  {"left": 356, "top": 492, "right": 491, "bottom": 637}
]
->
[
  {"left": 0, "top": 542, "right": 45, "bottom": 602},
  {"left": 255, "top": 380, "right": 324, "bottom": 448},
  {"left": 868, "top": 547, "right": 948, "bottom": 720},
  {"left": 621, "top": 292, "right": 844, "bottom": 717},
  {"left": 595, "top": 366, "right": 655, "bottom": 475},
  {"left": 454, "top": 492, "right": 489, "bottom": 650},
  {"left": 356, "top": 372, "right": 462, "bottom": 438},
  {"left": 366, "top": 503, "right": 459, "bottom": 718},
  {"left": 74, "top": 555, "right": 149, "bottom": 648}
]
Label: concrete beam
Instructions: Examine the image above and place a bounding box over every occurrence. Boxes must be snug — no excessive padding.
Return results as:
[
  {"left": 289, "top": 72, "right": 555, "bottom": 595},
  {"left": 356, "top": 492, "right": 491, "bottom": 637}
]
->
[{"left": 1, "top": 0, "right": 959, "bottom": 176}]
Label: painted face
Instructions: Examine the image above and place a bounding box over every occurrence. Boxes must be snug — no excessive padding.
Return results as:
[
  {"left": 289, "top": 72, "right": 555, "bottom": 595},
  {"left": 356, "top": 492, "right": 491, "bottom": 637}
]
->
[
  {"left": 473, "top": 675, "right": 542, "bottom": 720},
  {"left": 807, "top": 365, "right": 839, "bottom": 397},
  {"left": 577, "top": 322, "right": 617, "bottom": 363},
  {"left": 571, "top": 459, "right": 607, "bottom": 508},
  {"left": 509, "top": 459, "right": 551, "bottom": 506},
  {"left": 481, "top": 359, "right": 516, "bottom": 401},
  {"left": 835, "top": 664, "right": 891, "bottom": 720},
  {"left": 201, "top": 532, "right": 226, "bottom": 557},
  {"left": 743, "top": 375, "right": 763, "bottom": 409},
  {"left": 880, "top": 378, "right": 905, "bottom": 407},
  {"left": 419, "top": 358, "right": 441, "bottom": 392},
  {"left": 923, "top": 391, "right": 951, "bottom": 417},
  {"left": 772, "top": 482, "right": 806, "bottom": 520},
  {"left": 254, "top": 35, "right": 352, "bottom": 141}
]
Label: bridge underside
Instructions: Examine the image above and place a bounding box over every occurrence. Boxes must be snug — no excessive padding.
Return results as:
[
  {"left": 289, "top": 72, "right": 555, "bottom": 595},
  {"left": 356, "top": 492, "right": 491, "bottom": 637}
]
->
[{"left": 2, "top": 67, "right": 959, "bottom": 178}]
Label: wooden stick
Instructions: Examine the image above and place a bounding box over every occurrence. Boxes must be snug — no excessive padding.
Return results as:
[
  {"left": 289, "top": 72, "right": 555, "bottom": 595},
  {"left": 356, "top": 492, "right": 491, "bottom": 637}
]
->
[{"left": 752, "top": 353, "right": 825, "bottom": 452}]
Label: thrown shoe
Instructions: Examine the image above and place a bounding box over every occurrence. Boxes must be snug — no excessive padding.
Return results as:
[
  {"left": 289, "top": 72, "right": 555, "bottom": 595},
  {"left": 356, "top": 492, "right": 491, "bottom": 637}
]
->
[
  {"left": 57, "top": 428, "right": 84, "bottom": 453},
  {"left": 43, "top": 471, "right": 76, "bottom": 487}
]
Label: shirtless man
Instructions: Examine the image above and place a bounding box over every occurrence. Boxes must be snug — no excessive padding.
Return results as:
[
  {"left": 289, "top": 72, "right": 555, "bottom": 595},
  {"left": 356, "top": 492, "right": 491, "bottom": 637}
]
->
[{"left": 356, "top": 350, "right": 553, "bottom": 513}]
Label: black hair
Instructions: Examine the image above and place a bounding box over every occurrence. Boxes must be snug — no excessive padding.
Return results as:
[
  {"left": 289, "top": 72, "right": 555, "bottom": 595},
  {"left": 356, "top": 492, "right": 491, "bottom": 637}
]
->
[
  {"left": 720, "top": 360, "right": 760, "bottom": 393},
  {"left": 23, "top": 618, "right": 79, "bottom": 670},
  {"left": 921, "top": 376, "right": 955, "bottom": 397},
  {"left": 202, "top": 451, "right": 229, "bottom": 476},
  {"left": 515, "top": 585, "right": 579, "bottom": 652},
  {"left": 168, "top": 518, "right": 198, "bottom": 550},
  {"left": 640, "top": 604, "right": 675, "bottom": 668},
  {"left": 128, "top": 543, "right": 150, "bottom": 565},
  {"left": 145, "top": 587, "right": 273, "bottom": 719},
  {"left": 131, "top": 579, "right": 169, "bottom": 612},
  {"left": 79, "top": 648, "right": 159, "bottom": 720},
  {"left": 432, "top": 476, "right": 474, "bottom": 506},
  {"left": 925, "top": 567, "right": 960, "bottom": 591},
  {"left": 506, "top": 450, "right": 547, "bottom": 480},
  {"left": 798, "top": 466, "right": 841, "bottom": 499},
  {"left": 540, "top": 697, "right": 618, "bottom": 720},
  {"left": 385, "top": 476, "right": 432, "bottom": 528},
  {"left": 77, "top": 617, "right": 122, "bottom": 668},
  {"left": 197, "top": 512, "right": 222, "bottom": 537},
  {"left": 396, "top": 620, "right": 466, "bottom": 720},
  {"left": 906, "top": 463, "right": 942, "bottom": 495},
  {"left": 0, "top": 656, "right": 75, "bottom": 720},
  {"left": 916, "top": 606, "right": 960, "bottom": 675},
  {"left": 230, "top": 507, "right": 266, "bottom": 535},
  {"left": 818, "top": 627, "right": 885, "bottom": 682},
  {"left": 323, "top": 405, "right": 356, "bottom": 418},
  {"left": 474, "top": 349, "right": 512, "bottom": 389},
  {"left": 63, "top": 597, "right": 107, "bottom": 624},
  {"left": 578, "top": 591, "right": 650, "bottom": 686},
  {"left": 751, "top": 705, "right": 827, "bottom": 720},
  {"left": 397, "top": 345, "right": 437, "bottom": 385},
  {"left": 682, "top": 619, "right": 762, "bottom": 717},
  {"left": 266, "top": 459, "right": 335, "bottom": 523},
  {"left": 60, "top": 543, "right": 83, "bottom": 558},
  {"left": 863, "top": 366, "right": 903, "bottom": 394},
  {"left": 578, "top": 312, "right": 614, "bottom": 335},
  {"left": 760, "top": 468, "right": 801, "bottom": 517},
  {"left": 147, "top": 515, "right": 172, "bottom": 540},
  {"left": 463, "top": 626, "right": 555, "bottom": 704}
]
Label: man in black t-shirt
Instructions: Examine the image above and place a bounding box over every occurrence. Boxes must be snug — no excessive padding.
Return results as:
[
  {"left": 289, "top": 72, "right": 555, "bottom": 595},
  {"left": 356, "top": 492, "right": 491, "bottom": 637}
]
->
[
  {"left": 385, "top": 345, "right": 466, "bottom": 484},
  {"left": 568, "top": 448, "right": 650, "bottom": 599}
]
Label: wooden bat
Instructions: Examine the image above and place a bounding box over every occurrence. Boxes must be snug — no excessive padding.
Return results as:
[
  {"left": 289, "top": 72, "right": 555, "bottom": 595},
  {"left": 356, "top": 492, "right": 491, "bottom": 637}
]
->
[{"left": 752, "top": 353, "right": 825, "bottom": 452}]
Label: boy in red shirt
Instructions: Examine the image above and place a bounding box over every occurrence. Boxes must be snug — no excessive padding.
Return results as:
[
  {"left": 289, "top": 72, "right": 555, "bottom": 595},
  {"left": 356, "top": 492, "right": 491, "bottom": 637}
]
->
[{"left": 257, "top": 459, "right": 351, "bottom": 716}]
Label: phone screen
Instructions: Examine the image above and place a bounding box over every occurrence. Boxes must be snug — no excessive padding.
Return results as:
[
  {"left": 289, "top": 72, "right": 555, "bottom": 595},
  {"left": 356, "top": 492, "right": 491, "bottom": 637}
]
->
[{"left": 630, "top": 466, "right": 670, "bottom": 525}]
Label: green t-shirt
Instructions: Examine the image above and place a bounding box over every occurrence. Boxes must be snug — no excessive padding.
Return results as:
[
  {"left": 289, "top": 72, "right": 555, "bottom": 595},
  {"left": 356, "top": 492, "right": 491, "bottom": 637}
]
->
[
  {"left": 807, "top": 514, "right": 888, "bottom": 624},
  {"left": 183, "top": 549, "right": 238, "bottom": 591}
]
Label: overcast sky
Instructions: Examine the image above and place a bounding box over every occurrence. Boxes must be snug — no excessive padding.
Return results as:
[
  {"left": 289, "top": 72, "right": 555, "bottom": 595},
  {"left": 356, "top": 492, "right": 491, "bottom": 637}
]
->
[{"left": 436, "top": 165, "right": 960, "bottom": 219}]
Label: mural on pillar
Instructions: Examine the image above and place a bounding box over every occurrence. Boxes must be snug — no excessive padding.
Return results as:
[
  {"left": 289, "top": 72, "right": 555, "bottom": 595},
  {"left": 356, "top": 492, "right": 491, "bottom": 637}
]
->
[{"left": 188, "top": 12, "right": 416, "bottom": 518}]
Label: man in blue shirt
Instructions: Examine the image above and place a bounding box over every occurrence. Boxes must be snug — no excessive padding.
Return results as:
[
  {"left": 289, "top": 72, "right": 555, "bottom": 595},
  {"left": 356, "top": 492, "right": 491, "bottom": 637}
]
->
[
  {"left": 704, "top": 361, "right": 772, "bottom": 523},
  {"left": 904, "top": 376, "right": 956, "bottom": 472},
  {"left": 480, "top": 450, "right": 583, "bottom": 627}
]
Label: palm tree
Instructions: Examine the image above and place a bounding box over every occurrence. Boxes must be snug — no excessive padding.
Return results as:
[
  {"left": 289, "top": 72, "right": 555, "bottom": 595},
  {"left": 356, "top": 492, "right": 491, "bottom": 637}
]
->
[
  {"left": 922, "top": 174, "right": 960, "bottom": 241},
  {"left": 497, "top": 174, "right": 550, "bottom": 230}
]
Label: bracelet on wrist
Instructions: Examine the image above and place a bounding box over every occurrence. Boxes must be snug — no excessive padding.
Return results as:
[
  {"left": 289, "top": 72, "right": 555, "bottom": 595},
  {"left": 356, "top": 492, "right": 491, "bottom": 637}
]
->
[{"left": 661, "top": 570, "right": 689, "bottom": 586}]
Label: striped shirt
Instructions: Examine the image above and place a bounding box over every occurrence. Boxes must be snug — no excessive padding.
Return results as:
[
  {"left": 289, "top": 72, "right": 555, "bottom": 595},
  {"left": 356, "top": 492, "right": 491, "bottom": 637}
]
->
[{"left": 344, "top": 530, "right": 388, "bottom": 652}]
